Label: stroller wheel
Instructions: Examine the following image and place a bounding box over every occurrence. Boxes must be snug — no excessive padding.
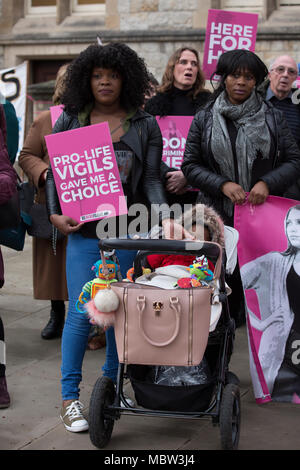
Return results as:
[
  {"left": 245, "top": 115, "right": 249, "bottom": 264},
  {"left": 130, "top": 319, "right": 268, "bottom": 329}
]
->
[
  {"left": 219, "top": 383, "right": 241, "bottom": 450},
  {"left": 89, "top": 376, "right": 116, "bottom": 448},
  {"left": 225, "top": 371, "right": 240, "bottom": 386}
]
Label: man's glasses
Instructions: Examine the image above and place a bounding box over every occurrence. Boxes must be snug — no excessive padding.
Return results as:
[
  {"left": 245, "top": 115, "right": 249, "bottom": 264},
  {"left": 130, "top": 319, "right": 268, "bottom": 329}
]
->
[{"left": 271, "top": 66, "right": 298, "bottom": 77}]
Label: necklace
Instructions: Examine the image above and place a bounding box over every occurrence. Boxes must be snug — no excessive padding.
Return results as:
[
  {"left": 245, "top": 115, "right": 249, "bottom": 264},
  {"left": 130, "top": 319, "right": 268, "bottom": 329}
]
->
[{"left": 111, "top": 118, "right": 125, "bottom": 135}]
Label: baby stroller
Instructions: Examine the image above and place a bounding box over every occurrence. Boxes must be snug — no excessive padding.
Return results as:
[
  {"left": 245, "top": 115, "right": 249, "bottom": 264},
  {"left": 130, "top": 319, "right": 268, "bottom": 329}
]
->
[{"left": 88, "top": 236, "right": 241, "bottom": 450}]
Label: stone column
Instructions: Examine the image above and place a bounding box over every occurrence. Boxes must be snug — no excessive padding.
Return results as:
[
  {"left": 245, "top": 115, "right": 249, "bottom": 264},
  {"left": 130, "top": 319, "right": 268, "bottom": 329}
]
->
[
  {"left": 0, "top": 0, "right": 24, "bottom": 32},
  {"left": 105, "top": 0, "right": 120, "bottom": 30},
  {"left": 57, "top": 0, "right": 71, "bottom": 25}
]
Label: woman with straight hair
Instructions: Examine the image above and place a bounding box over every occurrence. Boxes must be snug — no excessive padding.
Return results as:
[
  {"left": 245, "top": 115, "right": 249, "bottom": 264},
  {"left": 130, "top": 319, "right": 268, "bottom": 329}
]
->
[{"left": 145, "top": 47, "right": 211, "bottom": 203}]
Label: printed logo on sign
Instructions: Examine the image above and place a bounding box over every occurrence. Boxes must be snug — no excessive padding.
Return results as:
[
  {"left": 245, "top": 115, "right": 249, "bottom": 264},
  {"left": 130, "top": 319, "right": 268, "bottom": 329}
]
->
[
  {"left": 80, "top": 210, "right": 112, "bottom": 222},
  {"left": 292, "top": 89, "right": 300, "bottom": 105}
]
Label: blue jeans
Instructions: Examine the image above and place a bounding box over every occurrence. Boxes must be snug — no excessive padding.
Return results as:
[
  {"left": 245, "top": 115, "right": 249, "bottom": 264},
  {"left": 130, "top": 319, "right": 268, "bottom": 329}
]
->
[{"left": 61, "top": 233, "right": 136, "bottom": 400}]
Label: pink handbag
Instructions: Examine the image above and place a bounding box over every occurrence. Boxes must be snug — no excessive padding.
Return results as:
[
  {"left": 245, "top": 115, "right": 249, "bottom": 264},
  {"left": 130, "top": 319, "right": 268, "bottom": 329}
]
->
[{"left": 109, "top": 242, "right": 223, "bottom": 366}]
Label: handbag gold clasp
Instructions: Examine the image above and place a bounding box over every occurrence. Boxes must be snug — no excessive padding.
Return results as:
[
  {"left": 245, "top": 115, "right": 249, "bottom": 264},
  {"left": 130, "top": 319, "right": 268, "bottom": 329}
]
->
[{"left": 153, "top": 301, "right": 163, "bottom": 315}]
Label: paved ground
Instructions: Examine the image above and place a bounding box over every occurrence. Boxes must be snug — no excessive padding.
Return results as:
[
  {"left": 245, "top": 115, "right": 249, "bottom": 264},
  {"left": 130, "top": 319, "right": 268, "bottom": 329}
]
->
[{"left": 0, "top": 236, "right": 299, "bottom": 452}]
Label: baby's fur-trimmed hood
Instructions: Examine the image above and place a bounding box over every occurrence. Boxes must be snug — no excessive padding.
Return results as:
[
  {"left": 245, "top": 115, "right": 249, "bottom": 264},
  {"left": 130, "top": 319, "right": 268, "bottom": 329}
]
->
[{"left": 176, "top": 203, "right": 225, "bottom": 247}]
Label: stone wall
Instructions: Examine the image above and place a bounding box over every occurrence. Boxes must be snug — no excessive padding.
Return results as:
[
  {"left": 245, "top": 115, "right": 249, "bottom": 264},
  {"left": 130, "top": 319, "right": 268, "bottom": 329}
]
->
[
  {"left": 1, "top": 35, "right": 300, "bottom": 84},
  {"left": 121, "top": 38, "right": 300, "bottom": 82},
  {"left": 0, "top": 1, "right": 300, "bottom": 82},
  {"left": 118, "top": 0, "right": 205, "bottom": 30}
]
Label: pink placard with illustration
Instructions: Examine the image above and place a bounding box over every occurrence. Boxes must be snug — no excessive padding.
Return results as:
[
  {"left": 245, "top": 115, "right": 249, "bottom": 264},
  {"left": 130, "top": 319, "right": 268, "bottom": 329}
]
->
[
  {"left": 45, "top": 122, "right": 128, "bottom": 224},
  {"left": 50, "top": 105, "right": 64, "bottom": 127},
  {"left": 156, "top": 115, "right": 194, "bottom": 169},
  {"left": 202, "top": 9, "right": 258, "bottom": 80},
  {"left": 235, "top": 196, "right": 300, "bottom": 405}
]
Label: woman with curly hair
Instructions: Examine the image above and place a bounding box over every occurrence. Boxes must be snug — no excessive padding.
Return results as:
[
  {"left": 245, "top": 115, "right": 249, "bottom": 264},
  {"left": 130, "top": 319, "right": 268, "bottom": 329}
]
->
[
  {"left": 145, "top": 47, "right": 211, "bottom": 204},
  {"left": 45, "top": 42, "right": 192, "bottom": 433}
]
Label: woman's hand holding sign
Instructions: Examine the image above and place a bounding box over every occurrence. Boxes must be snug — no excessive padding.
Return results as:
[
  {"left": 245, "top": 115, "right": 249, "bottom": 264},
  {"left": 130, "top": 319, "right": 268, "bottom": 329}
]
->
[
  {"left": 221, "top": 181, "right": 246, "bottom": 205},
  {"left": 50, "top": 214, "right": 84, "bottom": 235},
  {"left": 248, "top": 181, "right": 269, "bottom": 205},
  {"left": 221, "top": 181, "right": 269, "bottom": 206}
]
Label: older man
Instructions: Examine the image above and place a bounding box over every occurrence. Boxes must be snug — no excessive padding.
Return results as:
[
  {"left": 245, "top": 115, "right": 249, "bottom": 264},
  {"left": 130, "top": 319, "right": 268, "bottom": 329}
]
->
[
  {"left": 259, "top": 55, "right": 300, "bottom": 200},
  {"left": 260, "top": 55, "right": 300, "bottom": 147}
]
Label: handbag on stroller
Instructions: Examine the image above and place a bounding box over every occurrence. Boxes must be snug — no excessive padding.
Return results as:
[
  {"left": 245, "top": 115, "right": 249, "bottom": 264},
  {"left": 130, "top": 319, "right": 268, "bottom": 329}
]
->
[{"left": 111, "top": 240, "right": 222, "bottom": 367}]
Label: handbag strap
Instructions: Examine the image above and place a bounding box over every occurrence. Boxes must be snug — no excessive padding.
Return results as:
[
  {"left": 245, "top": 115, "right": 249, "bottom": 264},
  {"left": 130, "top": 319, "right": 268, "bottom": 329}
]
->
[{"left": 137, "top": 295, "right": 181, "bottom": 347}]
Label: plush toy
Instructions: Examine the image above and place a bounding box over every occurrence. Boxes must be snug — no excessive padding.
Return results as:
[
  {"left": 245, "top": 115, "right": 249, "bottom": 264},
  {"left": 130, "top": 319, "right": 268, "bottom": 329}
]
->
[
  {"left": 190, "top": 256, "right": 214, "bottom": 283},
  {"left": 76, "top": 258, "right": 119, "bottom": 328},
  {"left": 176, "top": 256, "right": 214, "bottom": 288},
  {"left": 86, "top": 286, "right": 120, "bottom": 329}
]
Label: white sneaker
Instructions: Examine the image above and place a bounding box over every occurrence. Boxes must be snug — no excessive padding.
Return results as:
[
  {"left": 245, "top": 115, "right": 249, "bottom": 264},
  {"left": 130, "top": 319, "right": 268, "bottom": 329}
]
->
[{"left": 60, "top": 400, "right": 89, "bottom": 432}]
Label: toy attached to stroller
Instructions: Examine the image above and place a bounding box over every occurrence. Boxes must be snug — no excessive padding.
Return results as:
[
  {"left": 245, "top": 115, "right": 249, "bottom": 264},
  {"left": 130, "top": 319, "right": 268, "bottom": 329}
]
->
[{"left": 87, "top": 236, "right": 241, "bottom": 451}]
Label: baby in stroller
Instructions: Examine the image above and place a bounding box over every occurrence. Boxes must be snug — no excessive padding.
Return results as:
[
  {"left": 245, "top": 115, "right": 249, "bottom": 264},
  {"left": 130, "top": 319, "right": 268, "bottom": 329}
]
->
[{"left": 141, "top": 203, "right": 225, "bottom": 288}]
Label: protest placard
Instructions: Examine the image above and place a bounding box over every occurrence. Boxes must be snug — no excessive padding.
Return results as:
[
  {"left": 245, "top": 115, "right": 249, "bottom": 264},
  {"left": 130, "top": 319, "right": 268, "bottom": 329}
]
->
[
  {"left": 235, "top": 197, "right": 300, "bottom": 405},
  {"left": 202, "top": 9, "right": 258, "bottom": 80},
  {"left": 50, "top": 104, "right": 64, "bottom": 127},
  {"left": 156, "top": 115, "right": 194, "bottom": 169},
  {"left": 0, "top": 61, "right": 28, "bottom": 156},
  {"left": 45, "top": 122, "right": 128, "bottom": 223}
]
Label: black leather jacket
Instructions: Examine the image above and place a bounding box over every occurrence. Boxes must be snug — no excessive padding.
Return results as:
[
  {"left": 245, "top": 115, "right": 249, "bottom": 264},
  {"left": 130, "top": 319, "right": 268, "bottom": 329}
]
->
[
  {"left": 46, "top": 108, "right": 169, "bottom": 221},
  {"left": 182, "top": 99, "right": 300, "bottom": 221}
]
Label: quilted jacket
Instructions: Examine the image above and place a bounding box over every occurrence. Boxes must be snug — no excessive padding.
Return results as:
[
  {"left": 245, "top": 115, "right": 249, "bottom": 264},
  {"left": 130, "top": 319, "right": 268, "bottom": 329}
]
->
[{"left": 182, "top": 99, "right": 300, "bottom": 221}]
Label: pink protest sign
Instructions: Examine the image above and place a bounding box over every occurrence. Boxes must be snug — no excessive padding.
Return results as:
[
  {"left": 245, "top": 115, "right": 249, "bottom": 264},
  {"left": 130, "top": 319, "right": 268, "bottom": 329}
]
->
[
  {"left": 50, "top": 105, "right": 64, "bottom": 127},
  {"left": 235, "top": 197, "right": 300, "bottom": 405},
  {"left": 156, "top": 115, "right": 194, "bottom": 169},
  {"left": 45, "top": 122, "right": 128, "bottom": 224},
  {"left": 202, "top": 9, "right": 258, "bottom": 80}
]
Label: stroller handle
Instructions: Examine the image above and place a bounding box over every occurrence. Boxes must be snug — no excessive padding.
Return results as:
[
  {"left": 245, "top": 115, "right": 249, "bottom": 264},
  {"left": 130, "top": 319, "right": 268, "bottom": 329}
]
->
[
  {"left": 98, "top": 238, "right": 223, "bottom": 280},
  {"left": 99, "top": 238, "right": 219, "bottom": 253}
]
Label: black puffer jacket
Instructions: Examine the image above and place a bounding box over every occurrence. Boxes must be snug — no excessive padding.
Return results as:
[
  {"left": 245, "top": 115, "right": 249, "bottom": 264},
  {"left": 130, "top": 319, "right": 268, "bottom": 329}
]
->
[
  {"left": 182, "top": 99, "right": 300, "bottom": 222},
  {"left": 46, "top": 108, "right": 169, "bottom": 221}
]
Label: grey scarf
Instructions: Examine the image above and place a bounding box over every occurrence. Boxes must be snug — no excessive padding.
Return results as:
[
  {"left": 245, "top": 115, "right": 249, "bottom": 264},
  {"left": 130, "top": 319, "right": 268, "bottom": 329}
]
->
[{"left": 211, "top": 90, "right": 271, "bottom": 216}]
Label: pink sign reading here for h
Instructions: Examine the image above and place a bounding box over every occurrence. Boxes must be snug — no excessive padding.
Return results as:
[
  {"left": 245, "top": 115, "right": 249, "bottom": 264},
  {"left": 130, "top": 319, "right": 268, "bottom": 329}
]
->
[
  {"left": 45, "top": 122, "right": 128, "bottom": 224},
  {"left": 202, "top": 9, "right": 258, "bottom": 80}
]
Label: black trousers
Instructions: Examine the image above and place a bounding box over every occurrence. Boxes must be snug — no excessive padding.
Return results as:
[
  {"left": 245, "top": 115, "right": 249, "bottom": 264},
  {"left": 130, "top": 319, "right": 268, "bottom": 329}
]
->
[{"left": 226, "top": 263, "right": 246, "bottom": 327}]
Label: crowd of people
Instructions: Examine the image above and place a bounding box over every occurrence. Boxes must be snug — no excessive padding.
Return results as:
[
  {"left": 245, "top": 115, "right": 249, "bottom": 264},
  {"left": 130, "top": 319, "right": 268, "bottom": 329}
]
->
[{"left": 1, "top": 41, "right": 300, "bottom": 434}]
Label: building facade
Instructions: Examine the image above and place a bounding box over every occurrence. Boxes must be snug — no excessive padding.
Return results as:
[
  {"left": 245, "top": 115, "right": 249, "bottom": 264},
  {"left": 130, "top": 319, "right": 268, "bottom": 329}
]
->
[{"left": 1, "top": 0, "right": 300, "bottom": 124}]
